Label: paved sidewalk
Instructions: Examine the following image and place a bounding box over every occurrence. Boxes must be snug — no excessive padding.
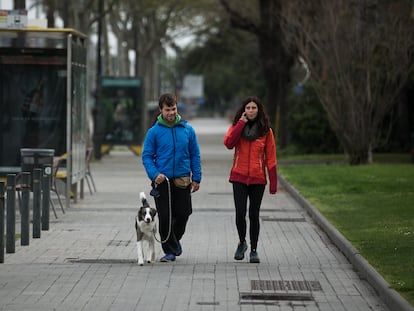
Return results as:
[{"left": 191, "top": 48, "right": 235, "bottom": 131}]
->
[{"left": 0, "top": 118, "right": 392, "bottom": 310}]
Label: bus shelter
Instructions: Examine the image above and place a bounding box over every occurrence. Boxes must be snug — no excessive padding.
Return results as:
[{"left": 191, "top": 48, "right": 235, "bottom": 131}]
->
[
  {"left": 0, "top": 28, "right": 88, "bottom": 208},
  {"left": 95, "top": 77, "right": 143, "bottom": 156}
]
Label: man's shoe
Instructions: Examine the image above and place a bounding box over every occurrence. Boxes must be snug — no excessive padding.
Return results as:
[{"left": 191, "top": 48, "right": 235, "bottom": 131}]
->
[
  {"left": 176, "top": 241, "right": 182, "bottom": 256},
  {"left": 234, "top": 241, "right": 248, "bottom": 260},
  {"left": 160, "top": 253, "right": 176, "bottom": 262},
  {"left": 249, "top": 251, "right": 260, "bottom": 263}
]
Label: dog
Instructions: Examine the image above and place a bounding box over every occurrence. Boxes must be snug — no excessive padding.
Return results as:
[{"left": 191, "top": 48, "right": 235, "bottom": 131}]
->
[{"left": 135, "top": 192, "right": 157, "bottom": 266}]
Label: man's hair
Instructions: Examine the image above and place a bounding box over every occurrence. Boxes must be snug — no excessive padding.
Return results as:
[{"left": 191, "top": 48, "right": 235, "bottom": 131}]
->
[{"left": 158, "top": 93, "right": 177, "bottom": 109}]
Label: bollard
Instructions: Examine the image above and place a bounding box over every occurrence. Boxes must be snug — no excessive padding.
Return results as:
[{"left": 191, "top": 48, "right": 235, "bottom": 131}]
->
[
  {"left": 32, "top": 168, "right": 41, "bottom": 239},
  {"left": 6, "top": 174, "right": 16, "bottom": 253},
  {"left": 0, "top": 182, "right": 4, "bottom": 263},
  {"left": 42, "top": 165, "right": 51, "bottom": 231},
  {"left": 20, "top": 172, "right": 31, "bottom": 246}
]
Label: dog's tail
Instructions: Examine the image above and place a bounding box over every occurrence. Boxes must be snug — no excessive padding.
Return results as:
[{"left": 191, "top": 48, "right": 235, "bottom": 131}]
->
[{"left": 139, "top": 192, "right": 150, "bottom": 207}]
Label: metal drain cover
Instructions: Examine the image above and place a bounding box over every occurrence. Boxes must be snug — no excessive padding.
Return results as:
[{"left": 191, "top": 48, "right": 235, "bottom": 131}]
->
[
  {"left": 251, "top": 280, "right": 322, "bottom": 291},
  {"left": 239, "top": 280, "right": 322, "bottom": 305}
]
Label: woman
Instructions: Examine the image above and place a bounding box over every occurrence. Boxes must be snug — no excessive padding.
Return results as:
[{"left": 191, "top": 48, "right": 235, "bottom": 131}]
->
[{"left": 224, "top": 96, "right": 277, "bottom": 263}]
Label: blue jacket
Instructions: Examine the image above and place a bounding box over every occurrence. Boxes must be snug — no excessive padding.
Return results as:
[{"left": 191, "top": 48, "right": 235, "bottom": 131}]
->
[{"left": 142, "top": 115, "right": 202, "bottom": 182}]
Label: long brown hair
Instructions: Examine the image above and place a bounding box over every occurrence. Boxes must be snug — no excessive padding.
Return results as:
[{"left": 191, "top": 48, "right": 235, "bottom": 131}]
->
[{"left": 232, "top": 96, "right": 270, "bottom": 136}]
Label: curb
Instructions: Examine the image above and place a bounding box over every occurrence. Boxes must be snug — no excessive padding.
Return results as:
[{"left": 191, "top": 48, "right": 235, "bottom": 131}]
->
[{"left": 278, "top": 174, "right": 414, "bottom": 311}]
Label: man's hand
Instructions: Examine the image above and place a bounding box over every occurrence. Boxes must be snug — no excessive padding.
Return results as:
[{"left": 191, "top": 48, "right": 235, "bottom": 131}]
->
[
  {"left": 191, "top": 181, "right": 200, "bottom": 193},
  {"left": 155, "top": 173, "right": 166, "bottom": 185}
]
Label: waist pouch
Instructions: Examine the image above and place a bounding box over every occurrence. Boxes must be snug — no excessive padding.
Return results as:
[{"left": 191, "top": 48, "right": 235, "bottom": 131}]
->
[{"left": 173, "top": 176, "right": 191, "bottom": 189}]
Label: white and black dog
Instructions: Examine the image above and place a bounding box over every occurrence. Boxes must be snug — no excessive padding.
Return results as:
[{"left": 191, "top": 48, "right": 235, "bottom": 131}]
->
[{"left": 135, "top": 192, "right": 157, "bottom": 266}]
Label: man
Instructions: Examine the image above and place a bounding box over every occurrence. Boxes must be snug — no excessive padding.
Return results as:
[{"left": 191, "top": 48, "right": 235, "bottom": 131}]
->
[{"left": 142, "top": 93, "right": 202, "bottom": 262}]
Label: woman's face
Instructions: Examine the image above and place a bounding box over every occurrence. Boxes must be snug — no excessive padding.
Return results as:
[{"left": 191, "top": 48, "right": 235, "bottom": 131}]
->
[{"left": 244, "top": 101, "right": 258, "bottom": 120}]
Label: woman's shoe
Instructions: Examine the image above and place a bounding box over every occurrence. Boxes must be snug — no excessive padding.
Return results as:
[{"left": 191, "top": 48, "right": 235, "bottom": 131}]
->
[
  {"left": 249, "top": 250, "right": 260, "bottom": 263},
  {"left": 234, "top": 241, "right": 248, "bottom": 260}
]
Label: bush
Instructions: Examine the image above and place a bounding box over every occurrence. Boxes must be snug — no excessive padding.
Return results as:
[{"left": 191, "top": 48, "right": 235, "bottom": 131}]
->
[{"left": 287, "top": 84, "right": 342, "bottom": 154}]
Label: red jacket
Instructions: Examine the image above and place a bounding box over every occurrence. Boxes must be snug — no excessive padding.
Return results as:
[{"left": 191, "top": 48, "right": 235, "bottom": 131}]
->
[{"left": 224, "top": 120, "right": 277, "bottom": 194}]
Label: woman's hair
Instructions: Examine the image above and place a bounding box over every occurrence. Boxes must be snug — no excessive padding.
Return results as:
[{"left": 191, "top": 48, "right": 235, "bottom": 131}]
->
[{"left": 232, "top": 96, "right": 270, "bottom": 135}]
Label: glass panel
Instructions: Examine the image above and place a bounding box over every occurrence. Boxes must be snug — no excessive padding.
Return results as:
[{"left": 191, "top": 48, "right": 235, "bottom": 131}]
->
[
  {"left": 100, "top": 77, "right": 143, "bottom": 145},
  {"left": 0, "top": 52, "right": 67, "bottom": 168}
]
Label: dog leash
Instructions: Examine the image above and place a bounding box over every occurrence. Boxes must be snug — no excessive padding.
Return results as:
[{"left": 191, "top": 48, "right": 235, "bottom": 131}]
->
[{"left": 153, "top": 177, "right": 172, "bottom": 244}]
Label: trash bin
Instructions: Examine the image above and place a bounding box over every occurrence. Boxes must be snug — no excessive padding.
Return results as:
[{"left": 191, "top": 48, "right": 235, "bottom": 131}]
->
[{"left": 20, "top": 149, "right": 55, "bottom": 185}]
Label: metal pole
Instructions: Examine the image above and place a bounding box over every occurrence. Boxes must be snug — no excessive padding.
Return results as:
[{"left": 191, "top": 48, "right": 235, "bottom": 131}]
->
[
  {"left": 20, "top": 172, "right": 31, "bottom": 245},
  {"left": 94, "top": 0, "right": 104, "bottom": 160},
  {"left": 42, "top": 165, "right": 51, "bottom": 231},
  {"left": 0, "top": 182, "right": 5, "bottom": 263},
  {"left": 32, "top": 168, "right": 41, "bottom": 238},
  {"left": 6, "top": 174, "right": 16, "bottom": 253}
]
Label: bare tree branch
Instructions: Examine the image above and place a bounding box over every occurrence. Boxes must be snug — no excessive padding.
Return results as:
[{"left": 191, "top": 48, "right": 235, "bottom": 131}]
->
[{"left": 282, "top": 0, "right": 414, "bottom": 164}]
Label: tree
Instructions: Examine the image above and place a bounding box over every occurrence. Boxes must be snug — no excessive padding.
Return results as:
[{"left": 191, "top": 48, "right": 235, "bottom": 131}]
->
[
  {"left": 282, "top": 0, "right": 414, "bottom": 164},
  {"left": 177, "top": 24, "right": 265, "bottom": 116},
  {"left": 219, "top": 0, "right": 296, "bottom": 148}
]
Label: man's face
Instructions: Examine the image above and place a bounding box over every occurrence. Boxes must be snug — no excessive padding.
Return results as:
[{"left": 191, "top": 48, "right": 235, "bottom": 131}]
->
[{"left": 160, "top": 103, "right": 177, "bottom": 124}]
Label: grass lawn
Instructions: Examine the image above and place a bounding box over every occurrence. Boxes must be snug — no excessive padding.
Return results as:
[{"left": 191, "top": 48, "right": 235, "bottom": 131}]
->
[{"left": 279, "top": 162, "right": 414, "bottom": 306}]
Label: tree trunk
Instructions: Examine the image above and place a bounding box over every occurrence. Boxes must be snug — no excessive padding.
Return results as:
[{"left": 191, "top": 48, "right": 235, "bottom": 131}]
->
[
  {"left": 257, "top": 25, "right": 294, "bottom": 148},
  {"left": 219, "top": 0, "right": 296, "bottom": 148},
  {"left": 13, "top": 0, "right": 25, "bottom": 9},
  {"left": 45, "top": 0, "right": 55, "bottom": 28},
  {"left": 345, "top": 147, "right": 372, "bottom": 165}
]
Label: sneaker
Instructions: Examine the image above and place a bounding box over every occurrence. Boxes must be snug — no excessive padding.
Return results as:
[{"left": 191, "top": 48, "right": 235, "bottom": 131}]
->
[
  {"left": 176, "top": 241, "right": 182, "bottom": 256},
  {"left": 249, "top": 251, "right": 260, "bottom": 263},
  {"left": 160, "top": 253, "right": 176, "bottom": 262},
  {"left": 234, "top": 241, "right": 248, "bottom": 260}
]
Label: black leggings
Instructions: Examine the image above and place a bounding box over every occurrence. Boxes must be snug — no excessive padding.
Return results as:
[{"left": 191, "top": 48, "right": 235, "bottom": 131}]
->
[{"left": 232, "top": 182, "right": 265, "bottom": 250}]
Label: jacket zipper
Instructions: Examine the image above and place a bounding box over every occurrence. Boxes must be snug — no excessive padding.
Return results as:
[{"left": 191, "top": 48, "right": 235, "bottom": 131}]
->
[
  {"left": 247, "top": 141, "right": 252, "bottom": 184},
  {"left": 172, "top": 127, "right": 176, "bottom": 177}
]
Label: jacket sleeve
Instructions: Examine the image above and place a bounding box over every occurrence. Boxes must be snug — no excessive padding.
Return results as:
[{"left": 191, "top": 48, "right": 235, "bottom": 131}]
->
[
  {"left": 223, "top": 120, "right": 245, "bottom": 149},
  {"left": 141, "top": 128, "right": 159, "bottom": 181},
  {"left": 266, "top": 129, "right": 277, "bottom": 194}
]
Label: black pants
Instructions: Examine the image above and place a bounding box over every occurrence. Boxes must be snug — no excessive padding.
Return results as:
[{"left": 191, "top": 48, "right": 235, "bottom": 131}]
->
[
  {"left": 232, "top": 182, "right": 265, "bottom": 250},
  {"left": 153, "top": 179, "right": 192, "bottom": 255}
]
